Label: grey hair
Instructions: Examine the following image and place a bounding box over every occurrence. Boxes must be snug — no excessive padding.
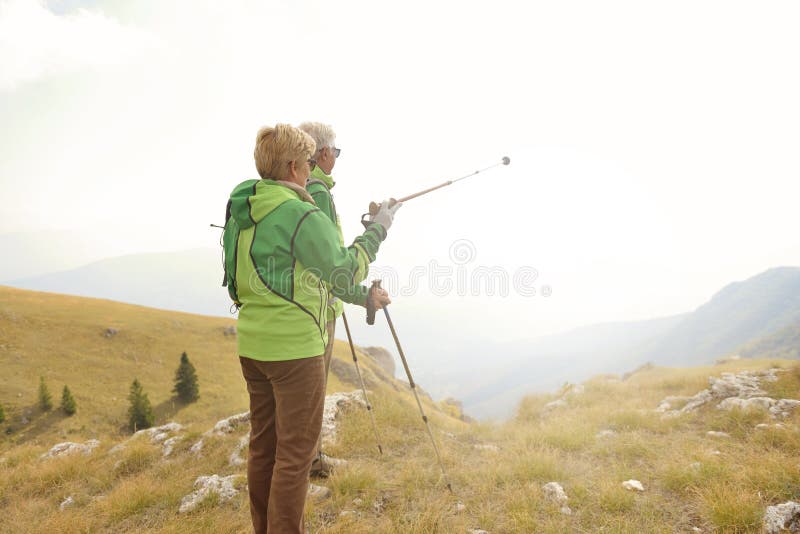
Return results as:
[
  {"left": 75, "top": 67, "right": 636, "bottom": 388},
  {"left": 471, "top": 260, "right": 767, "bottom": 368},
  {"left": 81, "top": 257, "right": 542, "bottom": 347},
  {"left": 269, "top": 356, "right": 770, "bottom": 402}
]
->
[{"left": 298, "top": 122, "right": 336, "bottom": 154}]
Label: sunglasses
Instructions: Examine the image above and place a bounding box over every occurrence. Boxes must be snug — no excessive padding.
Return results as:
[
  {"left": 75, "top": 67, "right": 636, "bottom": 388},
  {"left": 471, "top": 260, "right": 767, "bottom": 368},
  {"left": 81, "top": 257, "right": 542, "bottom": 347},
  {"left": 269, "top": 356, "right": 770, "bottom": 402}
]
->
[
  {"left": 307, "top": 159, "right": 317, "bottom": 171},
  {"left": 331, "top": 147, "right": 341, "bottom": 158}
]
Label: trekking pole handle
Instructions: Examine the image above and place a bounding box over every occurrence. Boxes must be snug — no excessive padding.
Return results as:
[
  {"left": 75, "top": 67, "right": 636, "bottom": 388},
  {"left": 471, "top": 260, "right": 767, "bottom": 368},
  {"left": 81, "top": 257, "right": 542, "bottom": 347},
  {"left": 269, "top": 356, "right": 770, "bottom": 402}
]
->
[
  {"left": 367, "top": 198, "right": 399, "bottom": 217},
  {"left": 366, "top": 279, "right": 382, "bottom": 325}
]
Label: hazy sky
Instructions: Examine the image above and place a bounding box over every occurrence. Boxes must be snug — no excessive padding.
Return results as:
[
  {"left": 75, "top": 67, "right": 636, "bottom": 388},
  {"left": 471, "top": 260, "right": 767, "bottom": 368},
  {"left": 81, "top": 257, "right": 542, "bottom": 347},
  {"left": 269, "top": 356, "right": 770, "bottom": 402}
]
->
[{"left": 2, "top": 0, "right": 800, "bottom": 339}]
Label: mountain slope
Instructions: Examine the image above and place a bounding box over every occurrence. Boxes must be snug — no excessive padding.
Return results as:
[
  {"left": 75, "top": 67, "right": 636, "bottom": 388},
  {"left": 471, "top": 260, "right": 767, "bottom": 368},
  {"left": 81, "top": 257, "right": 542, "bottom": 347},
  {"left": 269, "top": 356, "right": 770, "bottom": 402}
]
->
[
  {"left": 1, "top": 296, "right": 797, "bottom": 533},
  {"left": 0, "top": 286, "right": 415, "bottom": 446},
  {"left": 7, "top": 248, "right": 231, "bottom": 318},
  {"left": 640, "top": 267, "right": 800, "bottom": 365}
]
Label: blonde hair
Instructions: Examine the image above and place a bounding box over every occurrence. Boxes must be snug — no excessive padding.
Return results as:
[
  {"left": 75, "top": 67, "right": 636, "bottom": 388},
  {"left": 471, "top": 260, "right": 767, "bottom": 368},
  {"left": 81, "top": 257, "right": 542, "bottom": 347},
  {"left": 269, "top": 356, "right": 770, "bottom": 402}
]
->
[
  {"left": 254, "top": 124, "right": 316, "bottom": 180},
  {"left": 298, "top": 122, "right": 336, "bottom": 155}
]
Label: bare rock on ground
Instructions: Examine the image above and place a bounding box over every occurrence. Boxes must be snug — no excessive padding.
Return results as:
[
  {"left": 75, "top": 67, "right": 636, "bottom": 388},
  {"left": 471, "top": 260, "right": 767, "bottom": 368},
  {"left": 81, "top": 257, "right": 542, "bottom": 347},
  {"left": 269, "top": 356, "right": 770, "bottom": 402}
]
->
[
  {"left": 42, "top": 439, "right": 100, "bottom": 459},
  {"left": 542, "top": 481, "right": 572, "bottom": 515},
  {"left": 622, "top": 480, "right": 645, "bottom": 492},
  {"left": 179, "top": 474, "right": 242, "bottom": 513},
  {"left": 321, "top": 391, "right": 366, "bottom": 447},
  {"left": 212, "top": 412, "right": 250, "bottom": 435},
  {"left": 763, "top": 501, "right": 800, "bottom": 533}
]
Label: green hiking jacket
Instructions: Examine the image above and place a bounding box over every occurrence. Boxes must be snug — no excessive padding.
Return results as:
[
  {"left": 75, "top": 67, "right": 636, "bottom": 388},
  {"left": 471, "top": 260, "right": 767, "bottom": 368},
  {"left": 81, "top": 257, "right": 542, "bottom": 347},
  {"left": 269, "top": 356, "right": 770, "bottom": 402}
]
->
[
  {"left": 306, "top": 167, "right": 369, "bottom": 323},
  {"left": 223, "top": 178, "right": 385, "bottom": 361}
]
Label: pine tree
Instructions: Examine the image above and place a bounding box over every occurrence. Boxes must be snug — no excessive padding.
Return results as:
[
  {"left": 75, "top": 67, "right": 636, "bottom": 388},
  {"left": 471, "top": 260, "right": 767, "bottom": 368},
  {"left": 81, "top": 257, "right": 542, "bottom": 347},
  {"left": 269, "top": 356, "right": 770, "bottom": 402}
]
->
[
  {"left": 38, "top": 376, "right": 53, "bottom": 411},
  {"left": 172, "top": 351, "right": 199, "bottom": 403},
  {"left": 127, "top": 378, "right": 154, "bottom": 432},
  {"left": 0, "top": 402, "right": 5, "bottom": 424},
  {"left": 61, "top": 385, "right": 77, "bottom": 416}
]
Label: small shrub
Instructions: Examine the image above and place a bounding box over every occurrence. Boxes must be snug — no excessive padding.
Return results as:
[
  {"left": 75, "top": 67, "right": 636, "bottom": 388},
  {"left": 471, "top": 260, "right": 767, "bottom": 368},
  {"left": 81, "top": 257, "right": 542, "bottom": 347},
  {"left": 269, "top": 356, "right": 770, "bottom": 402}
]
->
[
  {"left": 60, "top": 386, "right": 77, "bottom": 416},
  {"left": 172, "top": 351, "right": 199, "bottom": 403},
  {"left": 38, "top": 376, "right": 53, "bottom": 411},
  {"left": 127, "top": 378, "right": 154, "bottom": 432}
]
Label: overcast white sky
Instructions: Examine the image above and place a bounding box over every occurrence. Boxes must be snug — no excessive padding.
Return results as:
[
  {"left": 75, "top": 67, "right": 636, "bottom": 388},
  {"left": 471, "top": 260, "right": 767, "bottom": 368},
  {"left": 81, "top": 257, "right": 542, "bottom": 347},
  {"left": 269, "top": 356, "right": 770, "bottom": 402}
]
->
[{"left": 2, "top": 0, "right": 799, "bottom": 339}]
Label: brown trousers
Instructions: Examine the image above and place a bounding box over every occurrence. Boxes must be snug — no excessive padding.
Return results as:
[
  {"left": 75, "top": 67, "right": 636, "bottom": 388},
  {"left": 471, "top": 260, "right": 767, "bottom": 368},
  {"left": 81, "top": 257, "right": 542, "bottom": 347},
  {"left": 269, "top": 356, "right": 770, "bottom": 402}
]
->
[
  {"left": 315, "top": 320, "right": 336, "bottom": 457},
  {"left": 240, "top": 355, "right": 325, "bottom": 534}
]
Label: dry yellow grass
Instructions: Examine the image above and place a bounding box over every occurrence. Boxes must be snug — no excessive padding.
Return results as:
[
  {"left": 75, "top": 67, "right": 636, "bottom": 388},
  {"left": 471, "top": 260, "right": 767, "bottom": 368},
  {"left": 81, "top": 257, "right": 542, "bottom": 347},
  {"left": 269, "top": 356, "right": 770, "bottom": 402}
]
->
[{"left": 1, "top": 286, "right": 799, "bottom": 533}]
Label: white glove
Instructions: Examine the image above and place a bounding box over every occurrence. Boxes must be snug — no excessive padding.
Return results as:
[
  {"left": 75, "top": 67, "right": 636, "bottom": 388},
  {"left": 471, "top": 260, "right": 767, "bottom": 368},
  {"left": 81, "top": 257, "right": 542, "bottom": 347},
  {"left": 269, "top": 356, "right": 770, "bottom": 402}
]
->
[{"left": 369, "top": 199, "right": 402, "bottom": 231}]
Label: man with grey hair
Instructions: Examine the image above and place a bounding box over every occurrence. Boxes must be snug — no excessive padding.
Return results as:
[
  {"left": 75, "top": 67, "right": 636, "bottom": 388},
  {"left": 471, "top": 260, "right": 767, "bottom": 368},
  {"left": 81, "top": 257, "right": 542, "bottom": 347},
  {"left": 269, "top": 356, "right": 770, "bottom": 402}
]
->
[{"left": 298, "top": 121, "right": 359, "bottom": 478}]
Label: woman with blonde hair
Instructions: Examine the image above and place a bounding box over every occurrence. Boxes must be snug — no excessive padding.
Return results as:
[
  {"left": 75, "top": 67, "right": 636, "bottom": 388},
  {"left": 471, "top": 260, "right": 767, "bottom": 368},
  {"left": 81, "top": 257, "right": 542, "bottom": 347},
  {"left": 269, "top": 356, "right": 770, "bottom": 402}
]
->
[{"left": 222, "top": 123, "right": 399, "bottom": 533}]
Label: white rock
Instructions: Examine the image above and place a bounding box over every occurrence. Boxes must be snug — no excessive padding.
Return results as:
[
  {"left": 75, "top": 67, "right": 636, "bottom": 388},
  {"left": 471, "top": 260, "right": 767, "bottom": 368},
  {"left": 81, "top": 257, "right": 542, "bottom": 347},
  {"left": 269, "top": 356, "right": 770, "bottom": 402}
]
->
[
  {"left": 162, "top": 436, "right": 182, "bottom": 457},
  {"left": 455, "top": 501, "right": 466, "bottom": 513},
  {"left": 134, "top": 422, "right": 183, "bottom": 441},
  {"left": 542, "top": 482, "right": 568, "bottom": 504},
  {"left": 469, "top": 530, "right": 489, "bottom": 534},
  {"left": 682, "top": 390, "right": 714, "bottom": 412},
  {"left": 307, "top": 483, "right": 331, "bottom": 502},
  {"left": 353, "top": 498, "right": 364, "bottom": 506},
  {"left": 717, "top": 397, "right": 775, "bottom": 412},
  {"left": 211, "top": 412, "right": 251, "bottom": 435},
  {"left": 771, "top": 399, "right": 800, "bottom": 419},
  {"left": 321, "top": 391, "right": 367, "bottom": 446},
  {"left": 42, "top": 439, "right": 100, "bottom": 459},
  {"left": 189, "top": 439, "right": 204, "bottom": 455},
  {"left": 59, "top": 496, "right": 74, "bottom": 511},
  {"left": 622, "top": 480, "right": 644, "bottom": 492},
  {"left": 706, "top": 431, "right": 730, "bottom": 439},
  {"left": 229, "top": 434, "right": 249, "bottom": 466},
  {"left": 763, "top": 501, "right": 800, "bottom": 534},
  {"left": 596, "top": 430, "right": 616, "bottom": 439},
  {"left": 178, "top": 474, "right": 240, "bottom": 513},
  {"left": 339, "top": 510, "right": 358, "bottom": 518},
  {"left": 474, "top": 444, "right": 500, "bottom": 452},
  {"left": 709, "top": 372, "right": 767, "bottom": 399}
]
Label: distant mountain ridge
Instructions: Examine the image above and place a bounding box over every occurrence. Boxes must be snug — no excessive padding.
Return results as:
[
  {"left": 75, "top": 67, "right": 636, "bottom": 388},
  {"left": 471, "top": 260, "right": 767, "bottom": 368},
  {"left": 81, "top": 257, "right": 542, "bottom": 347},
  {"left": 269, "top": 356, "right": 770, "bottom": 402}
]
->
[
  {"left": 639, "top": 267, "right": 800, "bottom": 365},
  {"left": 8, "top": 248, "right": 233, "bottom": 318},
  {"left": 5, "top": 248, "right": 800, "bottom": 419},
  {"left": 462, "top": 266, "right": 800, "bottom": 418}
]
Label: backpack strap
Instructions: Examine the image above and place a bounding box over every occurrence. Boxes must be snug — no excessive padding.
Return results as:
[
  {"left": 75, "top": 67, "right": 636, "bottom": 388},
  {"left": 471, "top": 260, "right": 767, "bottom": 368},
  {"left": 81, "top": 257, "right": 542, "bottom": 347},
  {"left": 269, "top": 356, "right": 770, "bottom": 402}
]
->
[{"left": 221, "top": 199, "right": 232, "bottom": 287}]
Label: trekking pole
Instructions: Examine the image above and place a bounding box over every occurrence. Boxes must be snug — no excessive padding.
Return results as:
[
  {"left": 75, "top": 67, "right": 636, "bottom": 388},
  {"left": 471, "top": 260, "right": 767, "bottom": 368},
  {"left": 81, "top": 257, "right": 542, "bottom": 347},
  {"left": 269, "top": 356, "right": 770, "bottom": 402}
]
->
[
  {"left": 341, "top": 310, "right": 384, "bottom": 455},
  {"left": 367, "top": 280, "right": 454, "bottom": 493},
  {"left": 362, "top": 156, "right": 510, "bottom": 226}
]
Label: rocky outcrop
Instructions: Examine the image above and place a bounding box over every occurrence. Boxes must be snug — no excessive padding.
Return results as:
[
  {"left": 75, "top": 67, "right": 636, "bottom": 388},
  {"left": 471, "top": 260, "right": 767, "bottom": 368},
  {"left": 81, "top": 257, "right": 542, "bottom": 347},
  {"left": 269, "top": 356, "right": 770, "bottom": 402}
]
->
[
  {"left": 655, "top": 369, "right": 797, "bottom": 419},
  {"left": 763, "top": 501, "right": 800, "bottom": 533},
  {"left": 321, "top": 391, "right": 366, "bottom": 447},
  {"left": 111, "top": 422, "right": 184, "bottom": 457},
  {"left": 178, "top": 474, "right": 242, "bottom": 513},
  {"left": 42, "top": 439, "right": 100, "bottom": 459},
  {"left": 211, "top": 412, "right": 250, "bottom": 435},
  {"left": 229, "top": 435, "right": 248, "bottom": 467},
  {"left": 361, "top": 346, "right": 395, "bottom": 377}
]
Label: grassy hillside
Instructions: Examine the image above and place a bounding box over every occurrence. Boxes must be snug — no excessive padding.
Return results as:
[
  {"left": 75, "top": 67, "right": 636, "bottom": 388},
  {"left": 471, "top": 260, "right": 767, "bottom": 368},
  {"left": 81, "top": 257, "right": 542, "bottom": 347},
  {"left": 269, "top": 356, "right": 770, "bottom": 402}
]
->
[
  {"left": 738, "top": 318, "right": 800, "bottom": 360},
  {"left": 0, "top": 285, "right": 409, "bottom": 446},
  {"left": 640, "top": 266, "right": 800, "bottom": 366},
  {"left": 1, "top": 287, "right": 799, "bottom": 532}
]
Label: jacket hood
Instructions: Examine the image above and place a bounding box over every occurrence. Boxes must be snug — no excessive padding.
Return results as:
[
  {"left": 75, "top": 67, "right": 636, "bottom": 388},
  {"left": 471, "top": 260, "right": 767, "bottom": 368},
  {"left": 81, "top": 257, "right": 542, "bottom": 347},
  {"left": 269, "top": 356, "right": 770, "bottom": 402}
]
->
[
  {"left": 229, "top": 179, "right": 316, "bottom": 230},
  {"left": 309, "top": 166, "right": 335, "bottom": 189}
]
